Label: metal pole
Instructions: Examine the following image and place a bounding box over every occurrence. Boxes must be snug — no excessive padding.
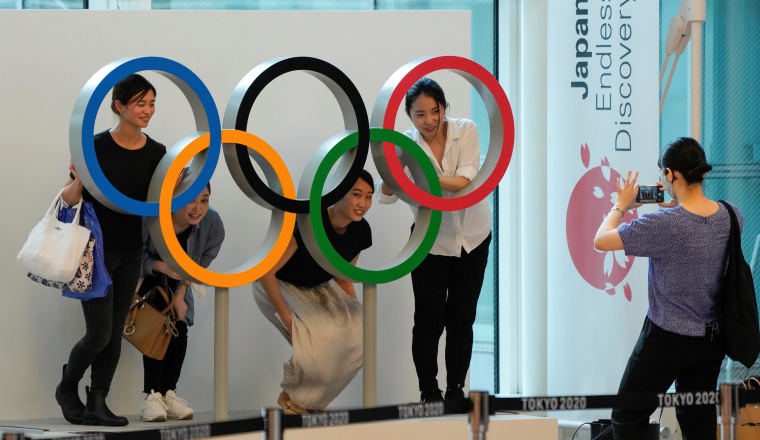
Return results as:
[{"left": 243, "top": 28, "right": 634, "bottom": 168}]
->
[
  {"left": 363, "top": 283, "right": 377, "bottom": 407},
  {"left": 720, "top": 383, "right": 739, "bottom": 440},
  {"left": 214, "top": 286, "right": 229, "bottom": 420},
  {"left": 262, "top": 408, "right": 282, "bottom": 440},
  {"left": 468, "top": 391, "right": 490, "bottom": 440},
  {"left": 685, "top": 0, "right": 706, "bottom": 142},
  {"left": 690, "top": 19, "right": 703, "bottom": 142}
]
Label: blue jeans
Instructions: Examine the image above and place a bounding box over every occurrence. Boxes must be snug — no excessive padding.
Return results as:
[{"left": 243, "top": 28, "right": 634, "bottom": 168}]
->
[
  {"left": 64, "top": 248, "right": 143, "bottom": 391},
  {"left": 612, "top": 317, "right": 725, "bottom": 440}
]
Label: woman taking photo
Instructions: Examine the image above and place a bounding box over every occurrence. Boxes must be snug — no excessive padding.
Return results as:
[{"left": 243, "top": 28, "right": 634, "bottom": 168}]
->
[
  {"left": 594, "top": 137, "right": 734, "bottom": 439},
  {"left": 253, "top": 170, "right": 374, "bottom": 414},
  {"left": 139, "top": 182, "right": 224, "bottom": 422},
  {"left": 376, "top": 77, "right": 492, "bottom": 403},
  {"left": 58, "top": 74, "right": 166, "bottom": 426}
]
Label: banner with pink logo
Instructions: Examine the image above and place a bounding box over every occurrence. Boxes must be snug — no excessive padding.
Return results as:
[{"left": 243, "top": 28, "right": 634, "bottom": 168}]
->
[{"left": 546, "top": 0, "right": 659, "bottom": 419}]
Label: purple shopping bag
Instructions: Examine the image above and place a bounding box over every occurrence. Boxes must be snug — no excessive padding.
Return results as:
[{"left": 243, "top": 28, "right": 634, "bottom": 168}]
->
[{"left": 58, "top": 202, "right": 112, "bottom": 300}]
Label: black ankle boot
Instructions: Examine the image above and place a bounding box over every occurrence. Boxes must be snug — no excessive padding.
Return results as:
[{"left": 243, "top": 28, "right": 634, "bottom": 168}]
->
[
  {"left": 82, "top": 386, "right": 128, "bottom": 426},
  {"left": 420, "top": 388, "right": 444, "bottom": 403},
  {"left": 445, "top": 385, "right": 466, "bottom": 401},
  {"left": 54, "top": 364, "right": 84, "bottom": 425}
]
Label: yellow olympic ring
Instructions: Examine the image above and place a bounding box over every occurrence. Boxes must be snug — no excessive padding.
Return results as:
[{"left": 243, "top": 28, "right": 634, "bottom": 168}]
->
[{"left": 153, "top": 129, "right": 296, "bottom": 287}]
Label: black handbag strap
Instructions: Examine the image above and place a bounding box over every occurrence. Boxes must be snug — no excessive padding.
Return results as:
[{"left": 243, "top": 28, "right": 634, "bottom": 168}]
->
[
  {"left": 131, "top": 274, "right": 175, "bottom": 316},
  {"left": 718, "top": 200, "right": 742, "bottom": 260},
  {"left": 143, "top": 285, "right": 174, "bottom": 315},
  {"left": 124, "top": 276, "right": 178, "bottom": 337}
]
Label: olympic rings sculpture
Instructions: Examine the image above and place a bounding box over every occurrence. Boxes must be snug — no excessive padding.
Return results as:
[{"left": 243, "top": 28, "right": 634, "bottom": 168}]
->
[{"left": 69, "top": 56, "right": 514, "bottom": 288}]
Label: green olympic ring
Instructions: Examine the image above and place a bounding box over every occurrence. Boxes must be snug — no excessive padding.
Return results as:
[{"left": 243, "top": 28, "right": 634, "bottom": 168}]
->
[{"left": 297, "top": 128, "right": 442, "bottom": 284}]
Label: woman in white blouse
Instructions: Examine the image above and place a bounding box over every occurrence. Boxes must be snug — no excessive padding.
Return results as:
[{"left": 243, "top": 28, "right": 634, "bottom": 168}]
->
[{"left": 376, "top": 77, "right": 492, "bottom": 403}]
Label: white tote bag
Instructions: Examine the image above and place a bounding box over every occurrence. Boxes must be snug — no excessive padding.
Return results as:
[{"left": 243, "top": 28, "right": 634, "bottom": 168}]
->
[{"left": 17, "top": 189, "right": 91, "bottom": 282}]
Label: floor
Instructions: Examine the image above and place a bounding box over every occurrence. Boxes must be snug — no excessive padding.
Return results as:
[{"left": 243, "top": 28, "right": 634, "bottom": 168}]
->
[
  {"left": 1, "top": 411, "right": 558, "bottom": 440},
  {"left": 0, "top": 410, "right": 258, "bottom": 439}
]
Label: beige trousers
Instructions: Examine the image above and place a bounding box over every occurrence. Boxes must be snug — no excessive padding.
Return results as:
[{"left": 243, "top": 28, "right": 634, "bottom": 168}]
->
[{"left": 252, "top": 279, "right": 363, "bottom": 410}]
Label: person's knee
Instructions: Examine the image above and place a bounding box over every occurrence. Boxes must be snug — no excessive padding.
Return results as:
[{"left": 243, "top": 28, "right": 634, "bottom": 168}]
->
[
  {"left": 413, "top": 324, "right": 444, "bottom": 337},
  {"left": 445, "top": 321, "right": 475, "bottom": 335},
  {"left": 612, "top": 406, "right": 653, "bottom": 426},
  {"left": 82, "top": 331, "right": 112, "bottom": 352}
]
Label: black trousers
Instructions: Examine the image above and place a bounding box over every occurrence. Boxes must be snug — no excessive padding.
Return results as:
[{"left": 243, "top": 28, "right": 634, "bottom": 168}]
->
[
  {"left": 612, "top": 317, "right": 725, "bottom": 440},
  {"left": 411, "top": 233, "right": 491, "bottom": 392},
  {"left": 143, "top": 320, "right": 189, "bottom": 394},
  {"left": 64, "top": 248, "right": 143, "bottom": 391}
]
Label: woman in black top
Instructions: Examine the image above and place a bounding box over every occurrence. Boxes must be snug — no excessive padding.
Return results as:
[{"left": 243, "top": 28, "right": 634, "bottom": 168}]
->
[
  {"left": 253, "top": 170, "right": 374, "bottom": 414},
  {"left": 58, "top": 74, "right": 166, "bottom": 426}
]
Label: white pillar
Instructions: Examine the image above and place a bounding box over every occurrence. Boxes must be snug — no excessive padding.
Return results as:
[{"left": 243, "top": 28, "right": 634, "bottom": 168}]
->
[
  {"left": 362, "top": 284, "right": 377, "bottom": 407},
  {"left": 497, "top": 0, "right": 522, "bottom": 396},
  {"left": 518, "top": 0, "right": 548, "bottom": 397},
  {"left": 685, "top": 0, "right": 706, "bottom": 141}
]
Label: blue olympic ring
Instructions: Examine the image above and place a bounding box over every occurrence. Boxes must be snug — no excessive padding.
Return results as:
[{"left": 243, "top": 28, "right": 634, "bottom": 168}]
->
[{"left": 70, "top": 56, "right": 221, "bottom": 216}]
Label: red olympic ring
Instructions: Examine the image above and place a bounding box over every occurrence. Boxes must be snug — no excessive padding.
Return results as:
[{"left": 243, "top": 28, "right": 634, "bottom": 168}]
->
[{"left": 376, "top": 56, "right": 515, "bottom": 211}]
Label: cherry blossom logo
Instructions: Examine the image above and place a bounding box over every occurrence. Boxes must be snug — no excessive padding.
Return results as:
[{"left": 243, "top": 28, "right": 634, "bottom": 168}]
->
[{"left": 566, "top": 143, "right": 637, "bottom": 301}]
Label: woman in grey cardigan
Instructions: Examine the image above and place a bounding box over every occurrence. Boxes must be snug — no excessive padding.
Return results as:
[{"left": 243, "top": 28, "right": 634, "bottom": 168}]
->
[{"left": 139, "top": 182, "right": 225, "bottom": 422}]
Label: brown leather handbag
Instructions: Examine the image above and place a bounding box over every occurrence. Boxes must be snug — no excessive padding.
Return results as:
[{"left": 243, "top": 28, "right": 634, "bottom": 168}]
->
[{"left": 122, "top": 275, "right": 178, "bottom": 360}]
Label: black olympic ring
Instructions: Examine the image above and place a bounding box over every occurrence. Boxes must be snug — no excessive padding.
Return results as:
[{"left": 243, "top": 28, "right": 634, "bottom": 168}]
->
[{"left": 223, "top": 56, "right": 369, "bottom": 214}]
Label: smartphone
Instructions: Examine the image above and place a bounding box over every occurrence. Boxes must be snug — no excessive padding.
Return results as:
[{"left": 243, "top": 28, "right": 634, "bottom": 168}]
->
[{"left": 636, "top": 185, "right": 664, "bottom": 204}]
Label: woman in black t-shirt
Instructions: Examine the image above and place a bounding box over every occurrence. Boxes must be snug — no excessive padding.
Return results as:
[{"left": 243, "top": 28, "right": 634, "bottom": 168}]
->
[
  {"left": 58, "top": 74, "right": 166, "bottom": 426},
  {"left": 253, "top": 170, "right": 374, "bottom": 414}
]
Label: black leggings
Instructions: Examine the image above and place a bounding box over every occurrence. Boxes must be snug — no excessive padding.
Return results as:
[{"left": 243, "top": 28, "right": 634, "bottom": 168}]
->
[
  {"left": 143, "top": 320, "right": 189, "bottom": 394},
  {"left": 64, "top": 248, "right": 143, "bottom": 391}
]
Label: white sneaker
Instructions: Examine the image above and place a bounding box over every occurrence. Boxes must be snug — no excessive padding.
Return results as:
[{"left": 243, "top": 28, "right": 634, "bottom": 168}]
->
[
  {"left": 141, "top": 391, "right": 167, "bottom": 422},
  {"left": 163, "top": 390, "right": 194, "bottom": 420}
]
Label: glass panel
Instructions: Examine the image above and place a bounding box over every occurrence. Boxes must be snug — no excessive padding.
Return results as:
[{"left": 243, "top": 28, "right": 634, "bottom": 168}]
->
[
  {"left": 1, "top": 0, "right": 83, "bottom": 8},
  {"left": 659, "top": 0, "right": 688, "bottom": 144},
  {"left": 661, "top": 0, "right": 760, "bottom": 383},
  {"left": 152, "top": 0, "right": 372, "bottom": 9},
  {"left": 706, "top": 0, "right": 760, "bottom": 383}
]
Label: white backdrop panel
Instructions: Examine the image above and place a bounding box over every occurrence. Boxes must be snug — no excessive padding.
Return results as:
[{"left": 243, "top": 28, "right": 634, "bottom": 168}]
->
[{"left": 0, "top": 10, "right": 470, "bottom": 420}]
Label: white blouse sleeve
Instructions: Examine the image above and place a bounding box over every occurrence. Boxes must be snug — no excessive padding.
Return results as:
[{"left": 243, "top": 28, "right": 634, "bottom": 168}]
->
[
  {"left": 374, "top": 179, "right": 398, "bottom": 204},
  {"left": 454, "top": 120, "right": 481, "bottom": 181}
]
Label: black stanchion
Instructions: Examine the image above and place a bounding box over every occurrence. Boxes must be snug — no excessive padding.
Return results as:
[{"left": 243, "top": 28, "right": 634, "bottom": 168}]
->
[
  {"left": 720, "top": 383, "right": 739, "bottom": 440},
  {"left": 263, "top": 407, "right": 282, "bottom": 440},
  {"left": 590, "top": 419, "right": 613, "bottom": 440},
  {"left": 468, "top": 391, "right": 490, "bottom": 440}
]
